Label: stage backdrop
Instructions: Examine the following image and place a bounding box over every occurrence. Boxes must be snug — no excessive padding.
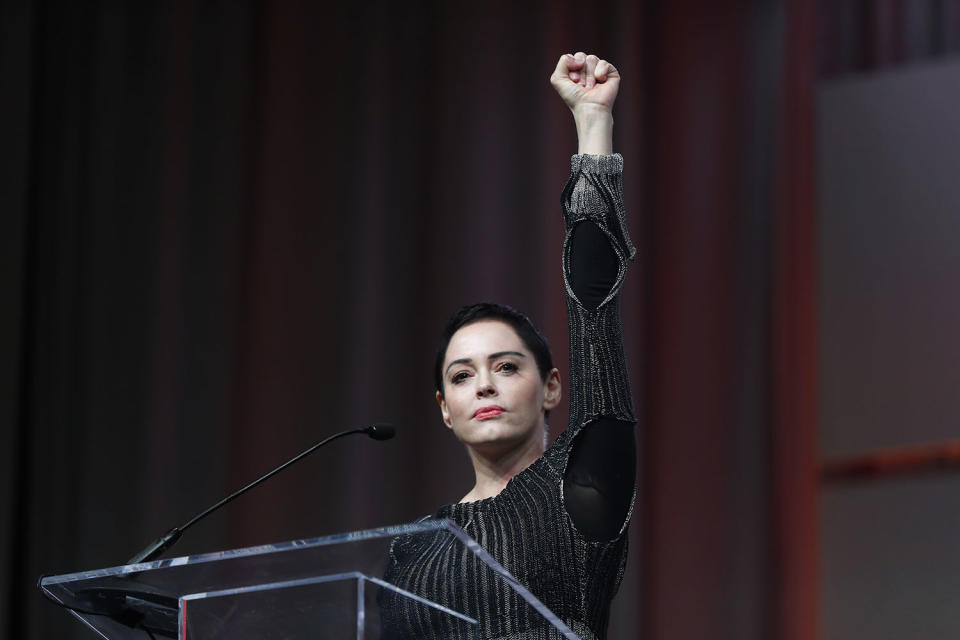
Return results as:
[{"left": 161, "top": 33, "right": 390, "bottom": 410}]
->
[
  {"left": 3, "top": 1, "right": 825, "bottom": 639},
  {"left": 818, "top": 57, "right": 960, "bottom": 640}
]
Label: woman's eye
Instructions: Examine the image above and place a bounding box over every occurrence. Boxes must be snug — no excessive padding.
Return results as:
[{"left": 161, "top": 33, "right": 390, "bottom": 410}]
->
[
  {"left": 497, "top": 362, "right": 518, "bottom": 374},
  {"left": 451, "top": 372, "right": 470, "bottom": 384}
]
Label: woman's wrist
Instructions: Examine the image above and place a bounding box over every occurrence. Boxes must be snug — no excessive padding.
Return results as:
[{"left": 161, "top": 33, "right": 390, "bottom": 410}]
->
[{"left": 573, "top": 105, "right": 614, "bottom": 155}]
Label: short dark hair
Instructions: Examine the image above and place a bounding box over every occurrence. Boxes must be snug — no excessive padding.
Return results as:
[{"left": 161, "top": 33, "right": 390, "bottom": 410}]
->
[{"left": 434, "top": 302, "right": 554, "bottom": 397}]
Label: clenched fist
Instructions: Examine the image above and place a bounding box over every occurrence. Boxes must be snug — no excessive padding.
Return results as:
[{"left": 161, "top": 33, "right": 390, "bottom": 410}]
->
[
  {"left": 550, "top": 52, "right": 619, "bottom": 155},
  {"left": 550, "top": 52, "right": 620, "bottom": 114}
]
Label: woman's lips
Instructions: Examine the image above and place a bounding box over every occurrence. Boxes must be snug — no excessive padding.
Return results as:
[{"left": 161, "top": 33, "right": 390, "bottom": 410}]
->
[{"left": 474, "top": 406, "right": 505, "bottom": 420}]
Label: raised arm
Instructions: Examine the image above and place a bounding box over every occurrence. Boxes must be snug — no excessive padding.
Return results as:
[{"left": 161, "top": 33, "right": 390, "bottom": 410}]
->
[{"left": 550, "top": 53, "right": 637, "bottom": 541}]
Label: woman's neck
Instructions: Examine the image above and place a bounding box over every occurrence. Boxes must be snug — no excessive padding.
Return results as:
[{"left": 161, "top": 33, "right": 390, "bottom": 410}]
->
[{"left": 460, "top": 433, "right": 545, "bottom": 503}]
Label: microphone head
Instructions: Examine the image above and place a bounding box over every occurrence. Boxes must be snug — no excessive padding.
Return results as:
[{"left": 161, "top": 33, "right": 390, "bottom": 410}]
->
[{"left": 366, "top": 424, "right": 396, "bottom": 441}]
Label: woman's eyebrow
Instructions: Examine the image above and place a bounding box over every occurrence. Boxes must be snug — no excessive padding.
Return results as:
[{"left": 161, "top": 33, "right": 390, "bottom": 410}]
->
[
  {"left": 445, "top": 358, "right": 473, "bottom": 374},
  {"left": 487, "top": 351, "right": 526, "bottom": 361},
  {"left": 444, "top": 351, "right": 526, "bottom": 375}
]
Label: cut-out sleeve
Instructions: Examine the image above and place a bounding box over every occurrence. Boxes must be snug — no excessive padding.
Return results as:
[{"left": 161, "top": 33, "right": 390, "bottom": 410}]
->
[{"left": 559, "top": 153, "right": 638, "bottom": 542}]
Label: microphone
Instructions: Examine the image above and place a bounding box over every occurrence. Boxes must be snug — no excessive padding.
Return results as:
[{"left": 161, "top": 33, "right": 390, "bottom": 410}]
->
[
  {"left": 365, "top": 423, "right": 395, "bottom": 440},
  {"left": 126, "top": 424, "right": 396, "bottom": 564}
]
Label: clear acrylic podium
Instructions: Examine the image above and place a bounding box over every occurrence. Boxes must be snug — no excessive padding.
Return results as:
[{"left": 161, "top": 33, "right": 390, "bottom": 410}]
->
[{"left": 39, "top": 519, "right": 580, "bottom": 639}]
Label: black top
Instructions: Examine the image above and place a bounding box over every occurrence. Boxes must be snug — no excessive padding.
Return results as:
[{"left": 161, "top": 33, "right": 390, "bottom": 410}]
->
[{"left": 382, "top": 154, "right": 637, "bottom": 640}]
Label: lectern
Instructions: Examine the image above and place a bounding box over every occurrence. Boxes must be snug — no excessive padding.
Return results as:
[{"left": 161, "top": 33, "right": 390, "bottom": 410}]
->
[{"left": 39, "top": 519, "right": 580, "bottom": 639}]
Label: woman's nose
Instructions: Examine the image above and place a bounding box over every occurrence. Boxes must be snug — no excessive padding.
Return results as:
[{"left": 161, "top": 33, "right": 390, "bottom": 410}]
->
[{"left": 476, "top": 380, "right": 497, "bottom": 398}]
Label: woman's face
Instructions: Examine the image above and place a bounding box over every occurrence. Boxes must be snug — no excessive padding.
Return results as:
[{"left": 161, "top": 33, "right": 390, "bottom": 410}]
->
[{"left": 436, "top": 319, "right": 561, "bottom": 456}]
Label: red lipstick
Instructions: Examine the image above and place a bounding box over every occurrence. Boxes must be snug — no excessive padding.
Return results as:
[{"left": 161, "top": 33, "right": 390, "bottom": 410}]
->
[{"left": 474, "top": 406, "right": 505, "bottom": 420}]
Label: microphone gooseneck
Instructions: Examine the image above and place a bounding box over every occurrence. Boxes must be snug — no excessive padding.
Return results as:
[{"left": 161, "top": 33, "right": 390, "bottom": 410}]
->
[{"left": 126, "top": 424, "right": 396, "bottom": 565}]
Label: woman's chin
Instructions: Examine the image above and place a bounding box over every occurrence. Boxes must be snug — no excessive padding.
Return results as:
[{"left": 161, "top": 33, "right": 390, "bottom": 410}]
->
[{"left": 461, "top": 424, "right": 539, "bottom": 455}]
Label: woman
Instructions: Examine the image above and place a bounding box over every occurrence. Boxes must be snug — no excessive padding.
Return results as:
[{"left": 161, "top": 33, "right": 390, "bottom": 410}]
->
[{"left": 382, "top": 52, "right": 637, "bottom": 640}]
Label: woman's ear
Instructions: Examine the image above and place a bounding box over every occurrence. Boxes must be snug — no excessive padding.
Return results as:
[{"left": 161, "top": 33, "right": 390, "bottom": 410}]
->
[
  {"left": 436, "top": 390, "right": 453, "bottom": 428},
  {"left": 542, "top": 368, "right": 562, "bottom": 411}
]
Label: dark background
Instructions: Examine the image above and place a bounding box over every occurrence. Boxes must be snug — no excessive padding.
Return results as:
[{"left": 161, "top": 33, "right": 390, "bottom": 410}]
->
[{"left": 3, "top": 1, "right": 959, "bottom": 639}]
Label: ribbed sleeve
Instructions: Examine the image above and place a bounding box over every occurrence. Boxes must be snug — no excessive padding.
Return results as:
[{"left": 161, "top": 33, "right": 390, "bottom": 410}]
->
[{"left": 560, "top": 153, "right": 636, "bottom": 431}]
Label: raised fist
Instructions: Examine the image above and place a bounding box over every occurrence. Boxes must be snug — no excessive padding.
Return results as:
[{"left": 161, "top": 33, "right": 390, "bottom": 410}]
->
[{"left": 549, "top": 52, "right": 620, "bottom": 114}]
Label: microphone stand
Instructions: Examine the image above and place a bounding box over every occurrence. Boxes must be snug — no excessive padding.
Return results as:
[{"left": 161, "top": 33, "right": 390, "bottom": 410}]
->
[
  {"left": 38, "top": 424, "right": 396, "bottom": 638},
  {"left": 128, "top": 424, "right": 394, "bottom": 564}
]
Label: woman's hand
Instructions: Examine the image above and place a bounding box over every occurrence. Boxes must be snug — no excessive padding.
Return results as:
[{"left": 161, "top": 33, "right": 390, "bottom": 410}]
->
[
  {"left": 550, "top": 52, "right": 620, "bottom": 113},
  {"left": 550, "top": 52, "right": 619, "bottom": 155}
]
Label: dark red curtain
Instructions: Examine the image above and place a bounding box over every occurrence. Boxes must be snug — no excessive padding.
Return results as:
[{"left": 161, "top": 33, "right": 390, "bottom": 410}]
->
[
  {"left": 640, "top": 1, "right": 817, "bottom": 638},
  {"left": 1, "top": 1, "right": 824, "bottom": 639}
]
